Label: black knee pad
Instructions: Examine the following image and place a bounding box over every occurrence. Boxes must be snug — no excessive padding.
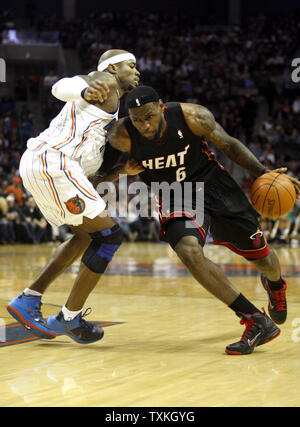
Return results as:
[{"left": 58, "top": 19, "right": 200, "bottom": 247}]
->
[{"left": 82, "top": 225, "right": 124, "bottom": 273}]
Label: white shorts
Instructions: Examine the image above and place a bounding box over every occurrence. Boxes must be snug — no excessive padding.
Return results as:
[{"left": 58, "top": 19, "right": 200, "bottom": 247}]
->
[{"left": 19, "top": 148, "right": 106, "bottom": 227}]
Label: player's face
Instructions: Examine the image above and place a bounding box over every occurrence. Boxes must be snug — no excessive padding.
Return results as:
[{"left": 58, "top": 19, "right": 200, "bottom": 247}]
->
[
  {"left": 129, "top": 101, "right": 165, "bottom": 141},
  {"left": 116, "top": 61, "right": 140, "bottom": 92}
]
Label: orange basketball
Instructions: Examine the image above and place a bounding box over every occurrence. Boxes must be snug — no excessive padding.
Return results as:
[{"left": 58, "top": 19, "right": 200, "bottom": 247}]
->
[{"left": 250, "top": 172, "right": 296, "bottom": 219}]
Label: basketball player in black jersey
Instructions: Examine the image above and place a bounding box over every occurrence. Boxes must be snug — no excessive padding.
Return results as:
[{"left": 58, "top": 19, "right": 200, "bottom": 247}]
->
[{"left": 105, "top": 86, "right": 300, "bottom": 355}]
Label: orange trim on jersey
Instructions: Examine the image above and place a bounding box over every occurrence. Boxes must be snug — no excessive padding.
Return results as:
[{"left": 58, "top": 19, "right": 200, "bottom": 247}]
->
[
  {"left": 32, "top": 142, "right": 47, "bottom": 151},
  {"left": 53, "top": 102, "right": 76, "bottom": 149},
  {"left": 62, "top": 153, "right": 66, "bottom": 170},
  {"left": 66, "top": 170, "right": 98, "bottom": 200},
  {"left": 41, "top": 153, "right": 64, "bottom": 217},
  {"left": 72, "top": 118, "right": 107, "bottom": 158}
]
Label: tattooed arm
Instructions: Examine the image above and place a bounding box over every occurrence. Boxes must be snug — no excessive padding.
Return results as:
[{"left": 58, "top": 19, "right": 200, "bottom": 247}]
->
[
  {"left": 90, "top": 118, "right": 144, "bottom": 186},
  {"left": 181, "top": 103, "right": 271, "bottom": 177}
]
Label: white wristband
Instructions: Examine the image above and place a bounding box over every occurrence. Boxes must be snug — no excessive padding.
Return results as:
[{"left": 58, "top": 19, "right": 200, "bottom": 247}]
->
[{"left": 51, "top": 76, "right": 88, "bottom": 102}]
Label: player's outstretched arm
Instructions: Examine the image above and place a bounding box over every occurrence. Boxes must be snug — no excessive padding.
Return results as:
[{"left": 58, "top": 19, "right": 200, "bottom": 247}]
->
[
  {"left": 181, "top": 102, "right": 300, "bottom": 198},
  {"left": 204, "top": 121, "right": 271, "bottom": 178},
  {"left": 181, "top": 102, "right": 272, "bottom": 178},
  {"left": 51, "top": 71, "right": 114, "bottom": 103}
]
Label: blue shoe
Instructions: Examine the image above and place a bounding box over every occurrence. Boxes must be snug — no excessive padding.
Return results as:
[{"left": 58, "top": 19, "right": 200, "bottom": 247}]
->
[
  {"left": 47, "top": 308, "right": 104, "bottom": 344},
  {"left": 6, "top": 293, "right": 57, "bottom": 339}
]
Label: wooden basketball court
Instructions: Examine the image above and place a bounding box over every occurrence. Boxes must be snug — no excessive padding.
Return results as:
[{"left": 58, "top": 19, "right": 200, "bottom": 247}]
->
[{"left": 1, "top": 241, "right": 300, "bottom": 407}]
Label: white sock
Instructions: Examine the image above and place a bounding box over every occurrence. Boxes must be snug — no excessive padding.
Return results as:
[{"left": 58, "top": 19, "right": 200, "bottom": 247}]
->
[
  {"left": 23, "top": 288, "right": 42, "bottom": 297},
  {"left": 62, "top": 305, "right": 82, "bottom": 321}
]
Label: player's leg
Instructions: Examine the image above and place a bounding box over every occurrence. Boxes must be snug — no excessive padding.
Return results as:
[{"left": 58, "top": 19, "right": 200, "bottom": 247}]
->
[
  {"left": 62, "top": 215, "right": 118, "bottom": 312},
  {"left": 211, "top": 205, "right": 287, "bottom": 325},
  {"left": 47, "top": 214, "right": 123, "bottom": 344},
  {"left": 30, "top": 228, "right": 91, "bottom": 294},
  {"left": 7, "top": 148, "right": 113, "bottom": 342},
  {"left": 6, "top": 226, "right": 91, "bottom": 340},
  {"left": 248, "top": 248, "right": 287, "bottom": 325},
  {"left": 6, "top": 149, "right": 67, "bottom": 339},
  {"left": 175, "top": 236, "right": 240, "bottom": 305},
  {"left": 164, "top": 218, "right": 280, "bottom": 355}
]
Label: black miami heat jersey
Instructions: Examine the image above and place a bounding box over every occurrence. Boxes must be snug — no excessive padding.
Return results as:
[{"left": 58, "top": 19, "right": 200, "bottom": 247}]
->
[
  {"left": 124, "top": 101, "right": 268, "bottom": 257},
  {"left": 124, "top": 102, "right": 255, "bottom": 216},
  {"left": 125, "top": 102, "right": 222, "bottom": 187}
]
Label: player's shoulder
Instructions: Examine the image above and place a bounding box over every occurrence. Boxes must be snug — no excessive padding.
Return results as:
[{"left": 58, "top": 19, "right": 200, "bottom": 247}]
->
[
  {"left": 180, "top": 102, "right": 216, "bottom": 134},
  {"left": 180, "top": 102, "right": 211, "bottom": 116}
]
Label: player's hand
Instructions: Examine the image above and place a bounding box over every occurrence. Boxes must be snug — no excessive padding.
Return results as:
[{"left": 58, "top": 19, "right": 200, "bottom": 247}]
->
[
  {"left": 271, "top": 167, "right": 287, "bottom": 174},
  {"left": 83, "top": 79, "right": 110, "bottom": 103},
  {"left": 286, "top": 175, "right": 300, "bottom": 199},
  {"left": 271, "top": 167, "right": 300, "bottom": 199},
  {"left": 122, "top": 159, "right": 145, "bottom": 175}
]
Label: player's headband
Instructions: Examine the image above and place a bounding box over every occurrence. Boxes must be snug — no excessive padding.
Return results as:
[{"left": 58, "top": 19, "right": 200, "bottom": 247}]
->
[
  {"left": 126, "top": 86, "right": 160, "bottom": 110},
  {"left": 97, "top": 53, "right": 136, "bottom": 71}
]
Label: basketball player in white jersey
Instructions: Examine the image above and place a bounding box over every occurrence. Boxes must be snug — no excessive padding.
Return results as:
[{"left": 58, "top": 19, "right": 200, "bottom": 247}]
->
[{"left": 6, "top": 50, "right": 143, "bottom": 344}]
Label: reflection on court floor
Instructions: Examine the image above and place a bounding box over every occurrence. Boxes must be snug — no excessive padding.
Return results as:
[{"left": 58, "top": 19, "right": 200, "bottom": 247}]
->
[{"left": 1, "top": 242, "right": 300, "bottom": 407}]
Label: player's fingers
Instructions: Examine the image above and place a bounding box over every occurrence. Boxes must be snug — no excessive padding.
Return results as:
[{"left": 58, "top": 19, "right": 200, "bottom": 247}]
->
[
  {"left": 90, "top": 81, "right": 110, "bottom": 97},
  {"left": 85, "top": 88, "right": 100, "bottom": 100},
  {"left": 92, "top": 81, "right": 110, "bottom": 92},
  {"left": 125, "top": 159, "right": 144, "bottom": 174},
  {"left": 97, "top": 88, "right": 109, "bottom": 103},
  {"left": 131, "top": 162, "right": 144, "bottom": 171},
  {"left": 288, "top": 176, "right": 300, "bottom": 187},
  {"left": 272, "top": 167, "right": 287, "bottom": 174},
  {"left": 288, "top": 178, "right": 300, "bottom": 198},
  {"left": 88, "top": 87, "right": 105, "bottom": 102}
]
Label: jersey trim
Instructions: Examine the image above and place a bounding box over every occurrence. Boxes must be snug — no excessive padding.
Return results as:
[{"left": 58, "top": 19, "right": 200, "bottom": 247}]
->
[
  {"left": 71, "top": 117, "right": 108, "bottom": 158},
  {"left": 53, "top": 102, "right": 77, "bottom": 150},
  {"left": 41, "top": 152, "right": 65, "bottom": 218},
  {"left": 212, "top": 239, "right": 270, "bottom": 259}
]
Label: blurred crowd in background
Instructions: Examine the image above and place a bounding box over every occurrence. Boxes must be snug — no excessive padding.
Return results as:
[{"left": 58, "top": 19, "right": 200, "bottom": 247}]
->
[{"left": 0, "top": 8, "right": 300, "bottom": 245}]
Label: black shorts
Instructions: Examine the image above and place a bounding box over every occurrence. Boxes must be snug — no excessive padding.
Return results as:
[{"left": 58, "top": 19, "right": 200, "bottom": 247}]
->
[{"left": 160, "top": 168, "right": 270, "bottom": 260}]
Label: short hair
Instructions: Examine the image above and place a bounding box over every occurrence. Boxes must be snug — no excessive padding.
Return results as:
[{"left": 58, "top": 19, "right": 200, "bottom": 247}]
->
[{"left": 126, "top": 86, "right": 160, "bottom": 110}]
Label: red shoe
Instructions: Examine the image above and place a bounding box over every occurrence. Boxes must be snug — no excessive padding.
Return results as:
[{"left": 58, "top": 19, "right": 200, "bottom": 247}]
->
[
  {"left": 261, "top": 274, "right": 287, "bottom": 324},
  {"left": 226, "top": 311, "right": 280, "bottom": 355}
]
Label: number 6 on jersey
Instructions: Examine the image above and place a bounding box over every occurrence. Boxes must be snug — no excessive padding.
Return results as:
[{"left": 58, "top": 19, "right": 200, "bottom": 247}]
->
[{"left": 176, "top": 166, "right": 186, "bottom": 182}]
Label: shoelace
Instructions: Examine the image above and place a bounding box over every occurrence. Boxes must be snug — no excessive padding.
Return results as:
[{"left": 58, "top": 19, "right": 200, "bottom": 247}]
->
[
  {"left": 78, "top": 308, "right": 94, "bottom": 331},
  {"left": 270, "top": 289, "right": 286, "bottom": 311},
  {"left": 30, "top": 301, "right": 47, "bottom": 324},
  {"left": 239, "top": 317, "right": 257, "bottom": 342}
]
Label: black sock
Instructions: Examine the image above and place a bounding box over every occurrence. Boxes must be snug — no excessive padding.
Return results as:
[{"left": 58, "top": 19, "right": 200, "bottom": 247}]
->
[
  {"left": 229, "top": 293, "right": 261, "bottom": 315},
  {"left": 267, "top": 277, "right": 284, "bottom": 291}
]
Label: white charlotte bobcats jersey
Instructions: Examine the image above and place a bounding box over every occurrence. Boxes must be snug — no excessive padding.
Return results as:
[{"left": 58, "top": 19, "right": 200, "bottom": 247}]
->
[{"left": 27, "top": 98, "right": 119, "bottom": 177}]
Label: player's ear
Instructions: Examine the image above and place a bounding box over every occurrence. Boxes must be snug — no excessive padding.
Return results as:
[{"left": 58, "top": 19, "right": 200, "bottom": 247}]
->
[
  {"left": 107, "top": 63, "right": 118, "bottom": 75},
  {"left": 158, "top": 99, "right": 164, "bottom": 110}
]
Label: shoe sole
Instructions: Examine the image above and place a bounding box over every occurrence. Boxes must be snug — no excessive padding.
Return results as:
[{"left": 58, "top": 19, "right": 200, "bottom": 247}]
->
[
  {"left": 225, "top": 327, "right": 280, "bottom": 355},
  {"left": 6, "top": 305, "right": 57, "bottom": 340},
  {"left": 261, "top": 275, "right": 287, "bottom": 324}
]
